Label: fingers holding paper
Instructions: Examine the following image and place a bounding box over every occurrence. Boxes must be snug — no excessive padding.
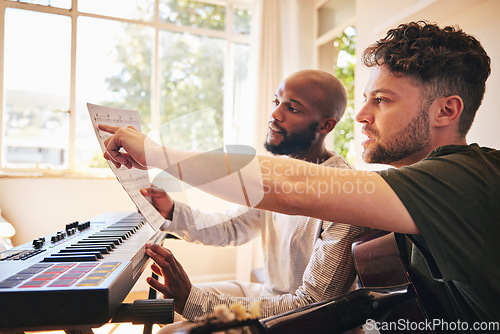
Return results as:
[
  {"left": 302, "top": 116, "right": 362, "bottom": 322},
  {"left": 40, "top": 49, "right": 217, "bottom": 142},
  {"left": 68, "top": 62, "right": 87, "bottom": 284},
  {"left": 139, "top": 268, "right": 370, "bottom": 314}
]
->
[
  {"left": 140, "top": 186, "right": 175, "bottom": 220},
  {"left": 98, "top": 124, "right": 161, "bottom": 170}
]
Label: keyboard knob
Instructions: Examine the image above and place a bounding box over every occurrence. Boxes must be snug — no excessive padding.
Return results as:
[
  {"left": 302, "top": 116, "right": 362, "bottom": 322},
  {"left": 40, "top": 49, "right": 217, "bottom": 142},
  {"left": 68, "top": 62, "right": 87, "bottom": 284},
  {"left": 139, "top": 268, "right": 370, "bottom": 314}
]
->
[{"left": 32, "top": 239, "right": 43, "bottom": 248}]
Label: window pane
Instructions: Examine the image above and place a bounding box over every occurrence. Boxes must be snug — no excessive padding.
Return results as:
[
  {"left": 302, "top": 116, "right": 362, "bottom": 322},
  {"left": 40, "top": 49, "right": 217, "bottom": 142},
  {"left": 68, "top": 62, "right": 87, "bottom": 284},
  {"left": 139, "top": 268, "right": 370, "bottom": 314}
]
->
[
  {"left": 233, "top": 7, "right": 252, "bottom": 35},
  {"left": 159, "top": 0, "right": 225, "bottom": 31},
  {"left": 158, "top": 31, "right": 224, "bottom": 151},
  {"left": 76, "top": 17, "right": 153, "bottom": 170},
  {"left": 229, "top": 43, "right": 251, "bottom": 144},
  {"left": 6, "top": 0, "right": 71, "bottom": 9},
  {"left": 3, "top": 9, "right": 70, "bottom": 169},
  {"left": 78, "top": 0, "right": 155, "bottom": 21}
]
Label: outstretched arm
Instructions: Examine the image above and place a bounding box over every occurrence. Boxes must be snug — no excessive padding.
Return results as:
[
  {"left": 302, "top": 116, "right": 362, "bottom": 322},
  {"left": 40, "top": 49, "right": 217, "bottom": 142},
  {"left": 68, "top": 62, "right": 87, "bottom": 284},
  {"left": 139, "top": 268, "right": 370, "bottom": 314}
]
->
[
  {"left": 142, "top": 185, "right": 262, "bottom": 245},
  {"left": 99, "top": 125, "right": 418, "bottom": 234}
]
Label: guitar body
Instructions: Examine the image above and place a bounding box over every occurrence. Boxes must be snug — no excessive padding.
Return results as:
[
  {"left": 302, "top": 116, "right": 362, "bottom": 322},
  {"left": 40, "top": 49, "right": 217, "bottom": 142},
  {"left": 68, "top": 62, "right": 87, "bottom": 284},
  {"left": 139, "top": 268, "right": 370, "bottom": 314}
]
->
[
  {"left": 353, "top": 229, "right": 410, "bottom": 287},
  {"left": 352, "top": 229, "right": 433, "bottom": 333}
]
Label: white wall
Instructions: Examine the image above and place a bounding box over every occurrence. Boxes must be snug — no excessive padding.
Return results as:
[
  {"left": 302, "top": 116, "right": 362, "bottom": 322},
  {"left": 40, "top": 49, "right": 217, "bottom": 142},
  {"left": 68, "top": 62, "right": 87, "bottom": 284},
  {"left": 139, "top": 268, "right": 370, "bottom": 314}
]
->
[
  {"left": 0, "top": 177, "right": 136, "bottom": 245},
  {"left": 280, "top": 0, "right": 316, "bottom": 75},
  {"left": 0, "top": 177, "right": 242, "bottom": 285}
]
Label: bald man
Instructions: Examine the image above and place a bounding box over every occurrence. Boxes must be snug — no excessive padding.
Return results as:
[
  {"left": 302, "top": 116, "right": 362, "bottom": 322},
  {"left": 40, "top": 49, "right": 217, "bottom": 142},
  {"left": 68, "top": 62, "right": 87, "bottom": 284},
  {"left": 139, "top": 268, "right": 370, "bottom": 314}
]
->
[
  {"left": 141, "top": 70, "right": 368, "bottom": 323},
  {"left": 110, "top": 70, "right": 368, "bottom": 322}
]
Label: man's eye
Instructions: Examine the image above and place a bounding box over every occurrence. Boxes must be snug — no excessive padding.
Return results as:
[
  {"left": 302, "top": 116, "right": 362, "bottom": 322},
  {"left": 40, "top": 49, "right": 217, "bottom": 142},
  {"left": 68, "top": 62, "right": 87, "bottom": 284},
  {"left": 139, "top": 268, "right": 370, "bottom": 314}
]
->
[
  {"left": 375, "top": 97, "right": 384, "bottom": 103},
  {"left": 272, "top": 99, "right": 279, "bottom": 107}
]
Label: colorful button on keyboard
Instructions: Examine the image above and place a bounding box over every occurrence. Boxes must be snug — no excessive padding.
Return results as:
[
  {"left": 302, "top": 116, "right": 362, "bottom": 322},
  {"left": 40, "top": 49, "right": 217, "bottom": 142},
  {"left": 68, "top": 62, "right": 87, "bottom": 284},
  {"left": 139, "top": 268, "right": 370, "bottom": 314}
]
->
[{"left": 0, "top": 262, "right": 122, "bottom": 288}]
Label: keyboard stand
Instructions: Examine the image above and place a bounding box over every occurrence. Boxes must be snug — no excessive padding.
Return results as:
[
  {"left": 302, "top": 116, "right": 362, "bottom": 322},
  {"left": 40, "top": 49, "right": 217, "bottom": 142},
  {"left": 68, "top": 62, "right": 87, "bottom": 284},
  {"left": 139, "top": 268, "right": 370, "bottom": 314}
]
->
[
  {"left": 144, "top": 273, "right": 161, "bottom": 334},
  {"left": 109, "top": 273, "right": 173, "bottom": 334}
]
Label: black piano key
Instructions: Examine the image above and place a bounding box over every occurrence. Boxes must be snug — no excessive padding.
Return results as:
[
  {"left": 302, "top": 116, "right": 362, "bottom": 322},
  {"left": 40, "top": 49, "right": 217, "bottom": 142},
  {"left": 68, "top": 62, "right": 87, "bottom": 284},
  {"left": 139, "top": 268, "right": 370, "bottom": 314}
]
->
[
  {"left": 64, "top": 246, "right": 110, "bottom": 254},
  {"left": 78, "top": 238, "right": 121, "bottom": 245},
  {"left": 98, "top": 231, "right": 133, "bottom": 238},
  {"left": 42, "top": 254, "right": 98, "bottom": 262},
  {"left": 106, "top": 227, "right": 138, "bottom": 232},
  {"left": 59, "top": 248, "right": 107, "bottom": 256},
  {"left": 93, "top": 237, "right": 123, "bottom": 243},
  {"left": 74, "top": 242, "right": 115, "bottom": 249},
  {"left": 55, "top": 252, "right": 104, "bottom": 259},
  {"left": 88, "top": 234, "right": 127, "bottom": 241}
]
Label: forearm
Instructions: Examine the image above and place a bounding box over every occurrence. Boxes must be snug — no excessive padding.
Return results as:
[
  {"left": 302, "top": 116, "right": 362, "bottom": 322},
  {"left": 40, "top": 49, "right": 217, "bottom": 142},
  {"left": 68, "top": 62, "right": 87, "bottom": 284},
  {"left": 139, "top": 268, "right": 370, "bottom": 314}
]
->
[
  {"left": 166, "top": 202, "right": 262, "bottom": 246},
  {"left": 162, "top": 150, "right": 417, "bottom": 233},
  {"left": 183, "top": 285, "right": 318, "bottom": 321},
  {"left": 100, "top": 126, "right": 416, "bottom": 234},
  {"left": 159, "top": 147, "right": 264, "bottom": 210}
]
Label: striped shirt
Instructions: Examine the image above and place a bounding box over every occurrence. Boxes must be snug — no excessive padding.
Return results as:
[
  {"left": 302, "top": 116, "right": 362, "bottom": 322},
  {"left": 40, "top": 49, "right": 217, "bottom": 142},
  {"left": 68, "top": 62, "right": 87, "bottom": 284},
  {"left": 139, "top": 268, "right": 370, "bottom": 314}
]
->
[{"left": 161, "top": 152, "right": 368, "bottom": 321}]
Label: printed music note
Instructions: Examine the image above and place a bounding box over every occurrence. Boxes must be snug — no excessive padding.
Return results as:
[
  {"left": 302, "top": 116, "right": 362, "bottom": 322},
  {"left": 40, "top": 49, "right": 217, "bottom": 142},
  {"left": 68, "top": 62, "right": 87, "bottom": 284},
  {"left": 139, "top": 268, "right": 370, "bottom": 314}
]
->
[{"left": 87, "top": 103, "right": 165, "bottom": 231}]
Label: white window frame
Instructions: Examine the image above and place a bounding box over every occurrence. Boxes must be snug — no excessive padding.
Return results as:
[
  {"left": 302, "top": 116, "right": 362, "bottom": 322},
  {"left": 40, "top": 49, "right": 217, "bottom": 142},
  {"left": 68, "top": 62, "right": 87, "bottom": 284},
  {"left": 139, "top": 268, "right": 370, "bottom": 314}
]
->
[{"left": 0, "top": 0, "right": 254, "bottom": 177}]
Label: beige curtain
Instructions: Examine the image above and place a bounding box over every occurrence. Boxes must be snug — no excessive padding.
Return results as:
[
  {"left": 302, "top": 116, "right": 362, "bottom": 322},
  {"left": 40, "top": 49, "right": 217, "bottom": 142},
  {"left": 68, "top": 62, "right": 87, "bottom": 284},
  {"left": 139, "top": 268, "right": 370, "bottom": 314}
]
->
[
  {"left": 251, "top": 0, "right": 283, "bottom": 154},
  {"left": 233, "top": 0, "right": 285, "bottom": 282}
]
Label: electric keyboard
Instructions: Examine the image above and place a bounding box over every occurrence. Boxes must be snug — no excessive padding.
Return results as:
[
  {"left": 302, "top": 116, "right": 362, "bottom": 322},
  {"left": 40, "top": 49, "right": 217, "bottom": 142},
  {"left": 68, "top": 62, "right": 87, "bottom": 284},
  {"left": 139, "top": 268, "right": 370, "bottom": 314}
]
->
[{"left": 0, "top": 211, "right": 167, "bottom": 331}]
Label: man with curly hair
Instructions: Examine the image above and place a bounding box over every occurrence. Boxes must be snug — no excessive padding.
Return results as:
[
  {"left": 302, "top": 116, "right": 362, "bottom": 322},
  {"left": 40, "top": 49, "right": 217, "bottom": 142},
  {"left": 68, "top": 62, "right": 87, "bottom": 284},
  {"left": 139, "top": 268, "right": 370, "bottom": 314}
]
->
[
  {"left": 353, "top": 21, "right": 497, "bottom": 324},
  {"left": 100, "top": 21, "right": 499, "bottom": 325}
]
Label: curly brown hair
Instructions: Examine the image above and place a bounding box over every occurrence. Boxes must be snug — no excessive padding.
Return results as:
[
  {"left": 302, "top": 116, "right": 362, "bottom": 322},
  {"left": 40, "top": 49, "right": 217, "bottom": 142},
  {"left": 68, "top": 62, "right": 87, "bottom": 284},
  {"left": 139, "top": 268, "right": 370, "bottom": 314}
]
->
[{"left": 362, "top": 21, "right": 491, "bottom": 136}]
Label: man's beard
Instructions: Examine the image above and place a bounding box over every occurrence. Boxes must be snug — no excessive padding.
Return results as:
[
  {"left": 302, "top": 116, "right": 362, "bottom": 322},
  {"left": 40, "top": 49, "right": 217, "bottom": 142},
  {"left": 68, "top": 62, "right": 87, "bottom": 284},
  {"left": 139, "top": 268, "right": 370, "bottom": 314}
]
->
[
  {"left": 363, "top": 106, "right": 431, "bottom": 165},
  {"left": 265, "top": 121, "right": 319, "bottom": 156}
]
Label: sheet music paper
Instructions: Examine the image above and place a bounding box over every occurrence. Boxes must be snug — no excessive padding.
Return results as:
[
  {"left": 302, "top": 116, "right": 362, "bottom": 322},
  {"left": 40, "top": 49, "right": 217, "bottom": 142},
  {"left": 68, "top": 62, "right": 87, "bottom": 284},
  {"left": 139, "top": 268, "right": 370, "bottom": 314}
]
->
[{"left": 87, "top": 103, "right": 165, "bottom": 231}]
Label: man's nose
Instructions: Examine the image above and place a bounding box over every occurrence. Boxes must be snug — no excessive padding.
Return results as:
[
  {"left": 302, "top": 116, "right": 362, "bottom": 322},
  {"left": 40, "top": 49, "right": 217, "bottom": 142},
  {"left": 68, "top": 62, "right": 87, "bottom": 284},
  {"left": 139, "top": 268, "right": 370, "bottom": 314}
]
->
[
  {"left": 271, "top": 104, "right": 284, "bottom": 122},
  {"left": 355, "top": 103, "right": 373, "bottom": 124}
]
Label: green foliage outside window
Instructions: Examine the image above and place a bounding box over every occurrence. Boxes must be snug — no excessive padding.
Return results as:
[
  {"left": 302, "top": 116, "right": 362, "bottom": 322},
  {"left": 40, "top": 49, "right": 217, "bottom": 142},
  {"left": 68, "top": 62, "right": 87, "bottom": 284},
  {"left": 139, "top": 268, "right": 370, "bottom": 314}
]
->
[
  {"left": 333, "top": 28, "right": 356, "bottom": 164},
  {"left": 89, "top": 1, "right": 237, "bottom": 167},
  {"left": 100, "top": 1, "right": 252, "bottom": 157},
  {"left": 104, "top": 25, "right": 154, "bottom": 133},
  {"left": 102, "top": 1, "right": 229, "bottom": 149},
  {"left": 160, "top": 0, "right": 226, "bottom": 30}
]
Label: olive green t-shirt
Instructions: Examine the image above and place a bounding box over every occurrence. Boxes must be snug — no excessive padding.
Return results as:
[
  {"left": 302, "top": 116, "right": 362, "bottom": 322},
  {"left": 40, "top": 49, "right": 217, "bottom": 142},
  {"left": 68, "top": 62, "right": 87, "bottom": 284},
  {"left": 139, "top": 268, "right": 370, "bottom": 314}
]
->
[{"left": 377, "top": 144, "right": 500, "bottom": 322}]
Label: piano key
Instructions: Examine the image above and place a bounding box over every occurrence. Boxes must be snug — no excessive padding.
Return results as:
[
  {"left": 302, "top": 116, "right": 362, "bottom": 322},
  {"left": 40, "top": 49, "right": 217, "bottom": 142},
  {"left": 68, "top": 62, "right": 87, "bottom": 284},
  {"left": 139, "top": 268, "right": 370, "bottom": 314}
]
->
[
  {"left": 53, "top": 251, "right": 103, "bottom": 260},
  {"left": 42, "top": 254, "right": 98, "bottom": 262},
  {"left": 74, "top": 242, "right": 115, "bottom": 249},
  {"left": 88, "top": 234, "right": 127, "bottom": 241},
  {"left": 78, "top": 238, "right": 121, "bottom": 245},
  {"left": 60, "top": 248, "right": 108, "bottom": 256},
  {"left": 64, "top": 246, "right": 110, "bottom": 254}
]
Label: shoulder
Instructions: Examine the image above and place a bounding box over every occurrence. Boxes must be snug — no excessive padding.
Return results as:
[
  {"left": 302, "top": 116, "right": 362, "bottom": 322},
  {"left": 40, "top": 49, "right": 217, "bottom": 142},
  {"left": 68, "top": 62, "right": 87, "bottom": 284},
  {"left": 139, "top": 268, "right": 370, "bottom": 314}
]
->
[
  {"left": 377, "top": 143, "right": 499, "bottom": 239},
  {"left": 323, "top": 151, "right": 352, "bottom": 169},
  {"left": 426, "top": 143, "right": 499, "bottom": 162},
  {"left": 379, "top": 144, "right": 499, "bottom": 185}
]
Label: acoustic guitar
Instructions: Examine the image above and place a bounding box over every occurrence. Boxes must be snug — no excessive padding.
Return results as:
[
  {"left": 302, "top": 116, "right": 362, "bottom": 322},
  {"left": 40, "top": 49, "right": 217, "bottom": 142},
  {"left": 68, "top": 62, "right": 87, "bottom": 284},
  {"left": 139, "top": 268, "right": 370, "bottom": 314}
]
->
[{"left": 259, "top": 229, "right": 435, "bottom": 334}]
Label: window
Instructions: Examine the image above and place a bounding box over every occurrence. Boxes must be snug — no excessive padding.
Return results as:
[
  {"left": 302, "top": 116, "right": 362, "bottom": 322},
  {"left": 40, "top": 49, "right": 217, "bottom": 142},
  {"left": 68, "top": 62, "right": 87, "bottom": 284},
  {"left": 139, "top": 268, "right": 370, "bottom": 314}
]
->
[
  {"left": 332, "top": 26, "right": 356, "bottom": 164},
  {"left": 4, "top": 8, "right": 71, "bottom": 170},
  {"left": 315, "top": 0, "right": 356, "bottom": 164},
  {"left": 0, "top": 0, "right": 253, "bottom": 174}
]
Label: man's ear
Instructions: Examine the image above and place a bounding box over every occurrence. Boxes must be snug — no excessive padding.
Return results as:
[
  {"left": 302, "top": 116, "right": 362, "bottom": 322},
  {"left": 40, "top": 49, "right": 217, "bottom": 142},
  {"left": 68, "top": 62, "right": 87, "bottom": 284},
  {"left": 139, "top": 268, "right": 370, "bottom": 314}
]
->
[
  {"left": 434, "top": 95, "right": 463, "bottom": 128},
  {"left": 319, "top": 117, "right": 337, "bottom": 134}
]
